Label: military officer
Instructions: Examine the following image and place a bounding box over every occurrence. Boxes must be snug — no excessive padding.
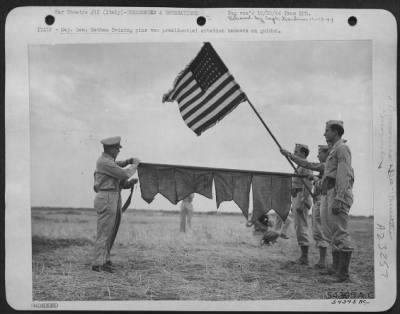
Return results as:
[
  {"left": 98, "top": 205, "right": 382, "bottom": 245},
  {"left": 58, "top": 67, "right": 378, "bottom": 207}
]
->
[
  {"left": 281, "top": 144, "right": 331, "bottom": 269},
  {"left": 290, "top": 143, "right": 313, "bottom": 265},
  {"left": 321, "top": 120, "right": 354, "bottom": 282},
  {"left": 92, "top": 136, "right": 140, "bottom": 273}
]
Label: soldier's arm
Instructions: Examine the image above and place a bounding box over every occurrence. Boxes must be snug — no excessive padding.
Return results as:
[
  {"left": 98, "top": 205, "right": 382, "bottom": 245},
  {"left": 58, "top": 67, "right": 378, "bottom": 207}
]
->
[
  {"left": 290, "top": 154, "right": 324, "bottom": 172},
  {"left": 335, "top": 146, "right": 353, "bottom": 203},
  {"left": 120, "top": 178, "right": 138, "bottom": 189},
  {"left": 98, "top": 159, "right": 131, "bottom": 180},
  {"left": 116, "top": 159, "right": 130, "bottom": 167}
]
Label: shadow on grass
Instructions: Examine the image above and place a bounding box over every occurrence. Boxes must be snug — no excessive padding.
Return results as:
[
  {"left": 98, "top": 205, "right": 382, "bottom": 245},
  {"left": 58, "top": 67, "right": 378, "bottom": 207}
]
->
[{"left": 32, "top": 236, "right": 92, "bottom": 254}]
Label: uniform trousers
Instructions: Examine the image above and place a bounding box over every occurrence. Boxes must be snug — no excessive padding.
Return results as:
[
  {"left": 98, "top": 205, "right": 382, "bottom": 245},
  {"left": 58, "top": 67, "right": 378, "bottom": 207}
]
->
[
  {"left": 292, "top": 193, "right": 311, "bottom": 247},
  {"left": 320, "top": 188, "right": 352, "bottom": 251},
  {"left": 92, "top": 191, "right": 122, "bottom": 265},
  {"left": 312, "top": 195, "right": 329, "bottom": 248}
]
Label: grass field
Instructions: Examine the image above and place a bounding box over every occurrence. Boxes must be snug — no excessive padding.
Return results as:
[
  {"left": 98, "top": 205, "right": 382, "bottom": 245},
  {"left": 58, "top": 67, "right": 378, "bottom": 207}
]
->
[{"left": 32, "top": 207, "right": 374, "bottom": 301}]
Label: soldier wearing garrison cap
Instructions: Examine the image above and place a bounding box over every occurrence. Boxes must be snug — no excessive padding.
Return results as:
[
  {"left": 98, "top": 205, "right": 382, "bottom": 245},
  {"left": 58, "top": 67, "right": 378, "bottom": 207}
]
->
[
  {"left": 91, "top": 136, "right": 141, "bottom": 273},
  {"left": 281, "top": 144, "right": 331, "bottom": 269},
  {"left": 287, "top": 143, "right": 313, "bottom": 265},
  {"left": 319, "top": 120, "right": 354, "bottom": 282}
]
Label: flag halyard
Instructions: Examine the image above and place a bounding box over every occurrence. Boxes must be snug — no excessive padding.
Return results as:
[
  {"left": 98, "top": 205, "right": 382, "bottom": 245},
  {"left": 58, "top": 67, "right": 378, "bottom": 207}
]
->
[{"left": 163, "top": 43, "right": 247, "bottom": 136}]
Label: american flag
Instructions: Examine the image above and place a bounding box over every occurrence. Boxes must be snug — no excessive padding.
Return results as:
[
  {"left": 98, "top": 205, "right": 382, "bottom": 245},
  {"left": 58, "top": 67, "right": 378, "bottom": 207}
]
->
[{"left": 162, "top": 43, "right": 247, "bottom": 136}]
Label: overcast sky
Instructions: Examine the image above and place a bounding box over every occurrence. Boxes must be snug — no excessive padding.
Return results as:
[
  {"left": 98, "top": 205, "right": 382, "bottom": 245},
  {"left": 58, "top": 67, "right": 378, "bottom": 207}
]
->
[{"left": 29, "top": 41, "right": 373, "bottom": 216}]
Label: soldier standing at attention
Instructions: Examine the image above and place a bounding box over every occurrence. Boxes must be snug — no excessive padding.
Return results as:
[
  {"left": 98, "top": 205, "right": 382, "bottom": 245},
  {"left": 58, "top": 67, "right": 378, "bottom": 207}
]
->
[
  {"left": 92, "top": 136, "right": 140, "bottom": 273},
  {"left": 320, "top": 120, "right": 354, "bottom": 282},
  {"left": 290, "top": 144, "right": 313, "bottom": 265},
  {"left": 281, "top": 144, "right": 331, "bottom": 269}
]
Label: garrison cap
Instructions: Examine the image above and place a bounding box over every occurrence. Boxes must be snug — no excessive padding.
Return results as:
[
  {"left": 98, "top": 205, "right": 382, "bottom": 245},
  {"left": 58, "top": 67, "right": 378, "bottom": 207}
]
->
[
  {"left": 101, "top": 136, "right": 122, "bottom": 147},
  {"left": 326, "top": 120, "right": 344, "bottom": 129},
  {"left": 295, "top": 143, "right": 309, "bottom": 151},
  {"left": 318, "top": 144, "right": 329, "bottom": 151}
]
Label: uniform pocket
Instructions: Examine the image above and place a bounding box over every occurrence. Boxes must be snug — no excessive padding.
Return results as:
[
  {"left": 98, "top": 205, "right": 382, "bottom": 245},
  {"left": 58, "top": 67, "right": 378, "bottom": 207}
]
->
[{"left": 94, "top": 192, "right": 111, "bottom": 215}]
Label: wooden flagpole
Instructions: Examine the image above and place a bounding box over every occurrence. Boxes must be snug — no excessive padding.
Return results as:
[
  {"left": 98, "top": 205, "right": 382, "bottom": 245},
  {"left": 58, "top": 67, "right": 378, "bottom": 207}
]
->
[{"left": 245, "top": 98, "right": 314, "bottom": 197}]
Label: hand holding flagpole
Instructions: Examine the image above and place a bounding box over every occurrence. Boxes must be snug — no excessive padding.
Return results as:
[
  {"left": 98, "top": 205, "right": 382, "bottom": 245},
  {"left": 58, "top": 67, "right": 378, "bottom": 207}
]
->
[{"left": 245, "top": 98, "right": 314, "bottom": 197}]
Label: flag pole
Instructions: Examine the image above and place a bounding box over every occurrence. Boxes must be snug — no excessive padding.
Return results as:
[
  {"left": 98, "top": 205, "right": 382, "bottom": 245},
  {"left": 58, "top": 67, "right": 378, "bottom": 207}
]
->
[{"left": 245, "top": 97, "right": 314, "bottom": 197}]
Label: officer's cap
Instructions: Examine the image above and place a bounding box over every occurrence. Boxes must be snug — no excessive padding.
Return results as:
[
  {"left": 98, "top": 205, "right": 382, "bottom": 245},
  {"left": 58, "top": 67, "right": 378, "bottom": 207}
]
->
[{"left": 101, "top": 136, "right": 122, "bottom": 148}]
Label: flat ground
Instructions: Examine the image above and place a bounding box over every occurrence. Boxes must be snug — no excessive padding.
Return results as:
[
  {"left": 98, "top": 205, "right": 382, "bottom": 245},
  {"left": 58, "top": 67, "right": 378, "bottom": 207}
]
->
[{"left": 32, "top": 207, "right": 374, "bottom": 301}]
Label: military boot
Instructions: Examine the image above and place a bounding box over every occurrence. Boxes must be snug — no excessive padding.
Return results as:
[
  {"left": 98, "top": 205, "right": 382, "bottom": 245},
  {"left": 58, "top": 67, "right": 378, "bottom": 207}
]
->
[
  {"left": 320, "top": 251, "right": 339, "bottom": 275},
  {"left": 333, "top": 250, "right": 352, "bottom": 282},
  {"left": 315, "top": 247, "right": 327, "bottom": 269},
  {"left": 296, "top": 246, "right": 309, "bottom": 265}
]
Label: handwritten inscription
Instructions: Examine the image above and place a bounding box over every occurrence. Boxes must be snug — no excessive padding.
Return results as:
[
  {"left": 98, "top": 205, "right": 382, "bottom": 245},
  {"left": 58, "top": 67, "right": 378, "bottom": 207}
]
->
[
  {"left": 378, "top": 97, "right": 396, "bottom": 241},
  {"left": 331, "top": 299, "right": 370, "bottom": 305},
  {"left": 376, "top": 224, "right": 389, "bottom": 278},
  {"left": 227, "top": 9, "right": 333, "bottom": 24}
]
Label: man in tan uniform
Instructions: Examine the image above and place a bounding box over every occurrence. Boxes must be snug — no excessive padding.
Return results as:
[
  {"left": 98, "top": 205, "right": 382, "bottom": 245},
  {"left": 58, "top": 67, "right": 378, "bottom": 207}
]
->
[
  {"left": 92, "top": 136, "right": 140, "bottom": 273},
  {"left": 180, "top": 193, "right": 194, "bottom": 232},
  {"left": 320, "top": 120, "right": 354, "bottom": 282},
  {"left": 290, "top": 144, "right": 313, "bottom": 265},
  {"left": 281, "top": 144, "right": 331, "bottom": 268}
]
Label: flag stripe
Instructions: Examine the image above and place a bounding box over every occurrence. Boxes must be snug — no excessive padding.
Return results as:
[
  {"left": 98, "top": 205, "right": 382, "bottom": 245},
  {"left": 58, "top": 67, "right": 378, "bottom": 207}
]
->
[
  {"left": 179, "top": 72, "right": 231, "bottom": 112},
  {"left": 163, "top": 70, "right": 190, "bottom": 102},
  {"left": 171, "top": 72, "right": 195, "bottom": 100},
  {"left": 188, "top": 88, "right": 243, "bottom": 129},
  {"left": 178, "top": 87, "right": 202, "bottom": 109},
  {"left": 176, "top": 83, "right": 201, "bottom": 104},
  {"left": 180, "top": 73, "right": 232, "bottom": 117},
  {"left": 183, "top": 80, "right": 238, "bottom": 124},
  {"left": 166, "top": 69, "right": 191, "bottom": 101},
  {"left": 192, "top": 93, "right": 245, "bottom": 135},
  {"left": 174, "top": 79, "right": 197, "bottom": 101}
]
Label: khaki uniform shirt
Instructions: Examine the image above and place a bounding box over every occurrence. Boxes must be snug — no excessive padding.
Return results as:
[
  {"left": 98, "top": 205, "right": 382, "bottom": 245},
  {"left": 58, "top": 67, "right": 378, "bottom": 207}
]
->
[
  {"left": 323, "top": 139, "right": 354, "bottom": 205},
  {"left": 292, "top": 164, "right": 313, "bottom": 200},
  {"left": 93, "top": 153, "right": 131, "bottom": 192},
  {"left": 289, "top": 156, "right": 325, "bottom": 196}
]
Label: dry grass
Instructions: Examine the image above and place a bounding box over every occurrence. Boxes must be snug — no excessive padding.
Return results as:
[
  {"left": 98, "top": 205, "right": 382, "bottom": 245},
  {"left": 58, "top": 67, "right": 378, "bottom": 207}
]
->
[{"left": 32, "top": 208, "right": 374, "bottom": 301}]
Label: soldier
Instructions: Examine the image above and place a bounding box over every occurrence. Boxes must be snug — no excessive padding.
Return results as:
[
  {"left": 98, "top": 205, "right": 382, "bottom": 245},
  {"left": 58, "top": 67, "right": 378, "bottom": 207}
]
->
[
  {"left": 92, "top": 136, "right": 140, "bottom": 273},
  {"left": 320, "top": 120, "right": 354, "bottom": 282},
  {"left": 180, "top": 193, "right": 194, "bottom": 233},
  {"left": 290, "top": 144, "right": 313, "bottom": 265},
  {"left": 281, "top": 144, "right": 331, "bottom": 269}
]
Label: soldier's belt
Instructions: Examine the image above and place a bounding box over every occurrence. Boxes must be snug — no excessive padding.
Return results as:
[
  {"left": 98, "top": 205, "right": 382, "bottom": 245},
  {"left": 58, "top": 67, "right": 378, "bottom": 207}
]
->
[
  {"left": 321, "top": 178, "right": 336, "bottom": 195},
  {"left": 291, "top": 188, "right": 302, "bottom": 197},
  {"left": 97, "top": 188, "right": 119, "bottom": 192}
]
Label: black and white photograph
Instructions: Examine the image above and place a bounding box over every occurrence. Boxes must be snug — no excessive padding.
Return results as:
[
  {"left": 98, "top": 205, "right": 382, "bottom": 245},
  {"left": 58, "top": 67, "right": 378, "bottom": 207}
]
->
[{"left": 5, "top": 7, "right": 397, "bottom": 311}]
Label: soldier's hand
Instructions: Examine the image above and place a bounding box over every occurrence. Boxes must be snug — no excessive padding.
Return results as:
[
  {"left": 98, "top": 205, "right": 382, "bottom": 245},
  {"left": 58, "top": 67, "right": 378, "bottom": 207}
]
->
[
  {"left": 126, "top": 165, "right": 137, "bottom": 177},
  {"left": 280, "top": 148, "right": 291, "bottom": 157},
  {"left": 332, "top": 199, "right": 343, "bottom": 215},
  {"left": 130, "top": 178, "right": 138, "bottom": 185},
  {"left": 281, "top": 149, "right": 293, "bottom": 159},
  {"left": 128, "top": 157, "right": 141, "bottom": 165}
]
